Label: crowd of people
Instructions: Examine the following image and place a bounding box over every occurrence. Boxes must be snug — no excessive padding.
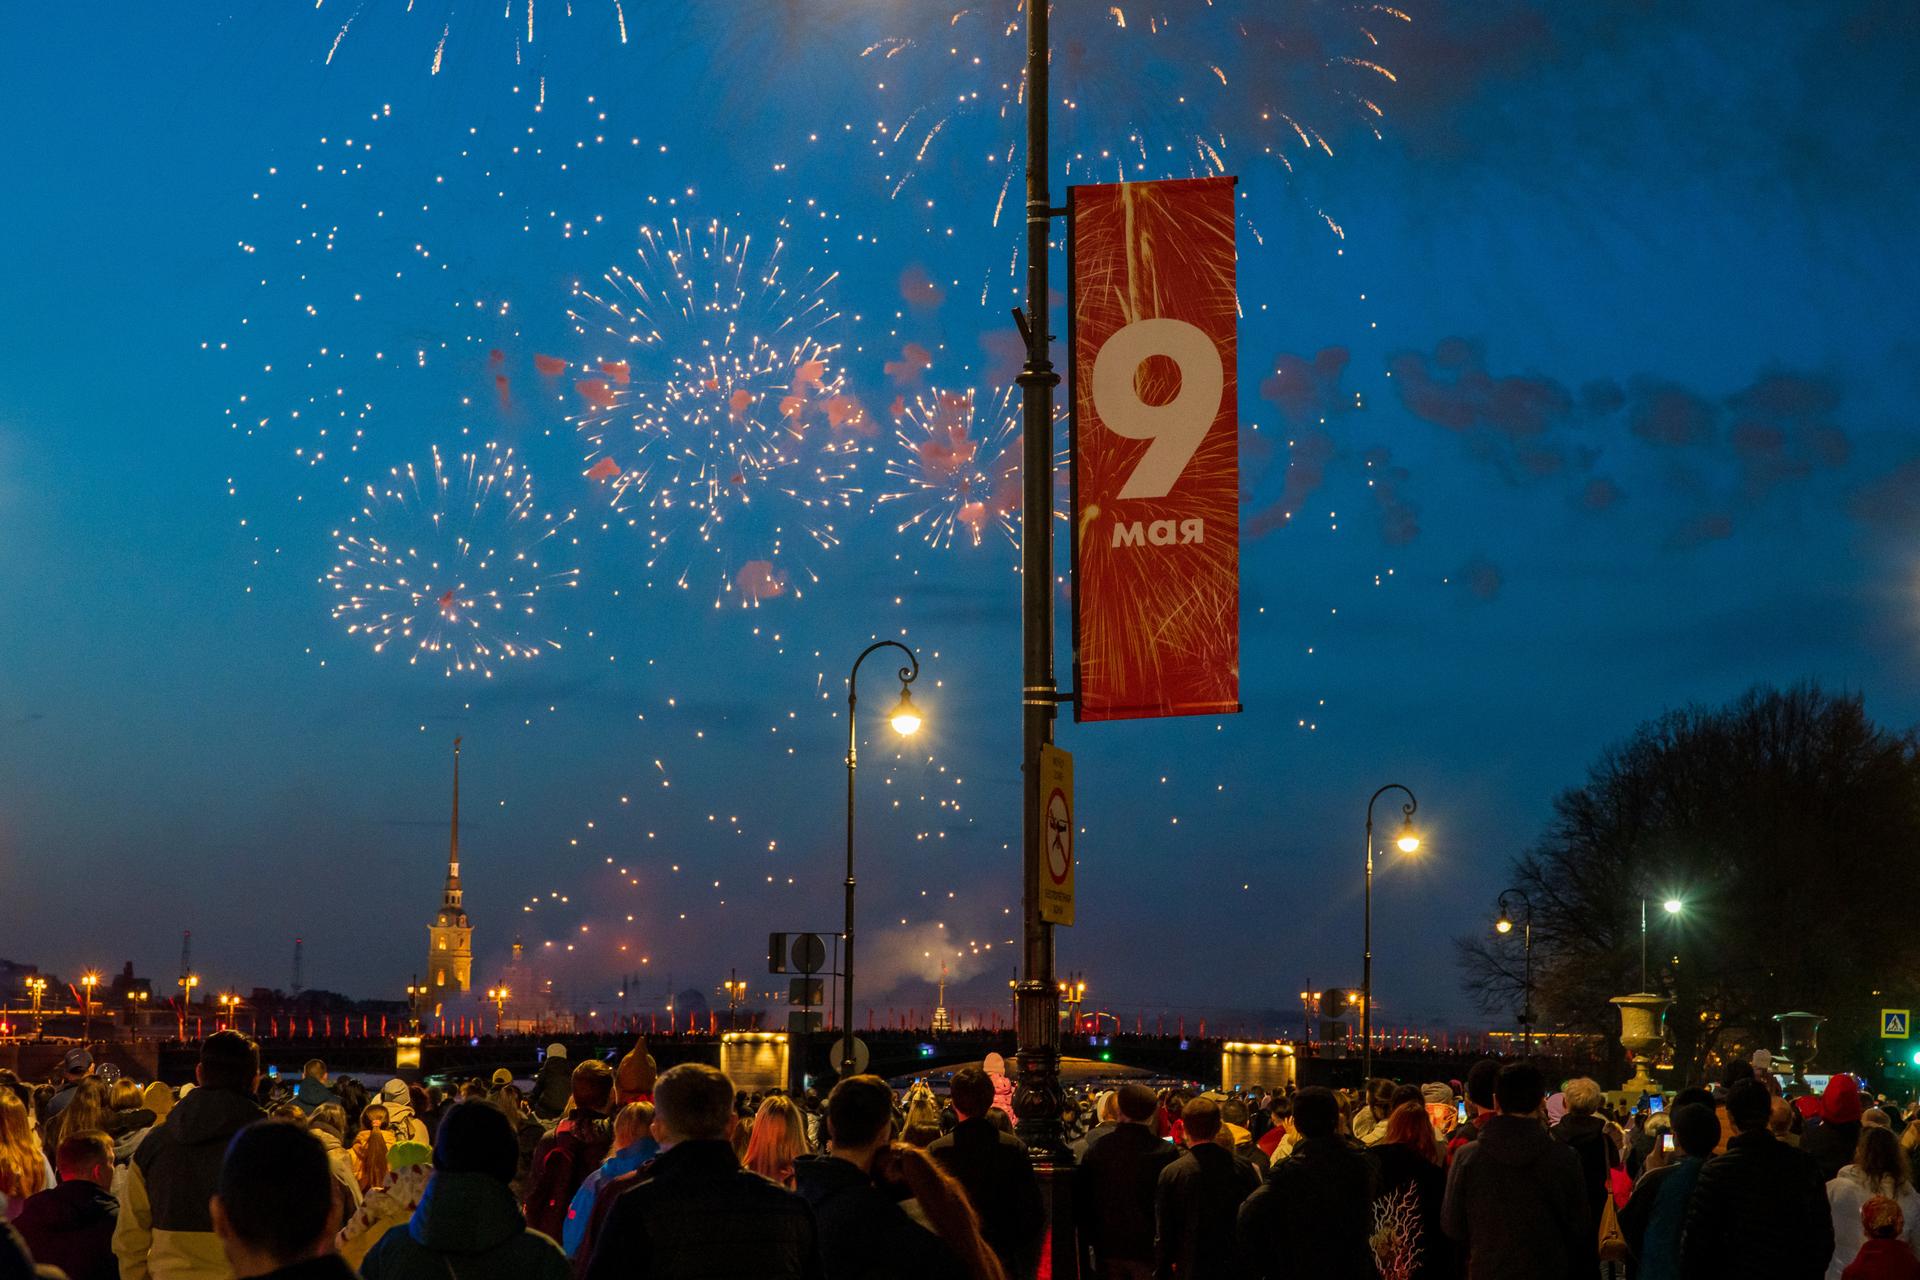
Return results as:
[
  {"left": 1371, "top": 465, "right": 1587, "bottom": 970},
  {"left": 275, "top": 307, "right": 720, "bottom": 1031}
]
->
[{"left": 3, "top": 1034, "right": 1919, "bottom": 1279}]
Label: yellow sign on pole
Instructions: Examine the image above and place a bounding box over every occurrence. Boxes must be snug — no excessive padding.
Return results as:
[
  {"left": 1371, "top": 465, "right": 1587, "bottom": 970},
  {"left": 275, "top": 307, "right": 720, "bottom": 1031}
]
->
[
  {"left": 1038, "top": 744, "right": 1075, "bottom": 926},
  {"left": 1884, "top": 1009, "right": 1910, "bottom": 1039}
]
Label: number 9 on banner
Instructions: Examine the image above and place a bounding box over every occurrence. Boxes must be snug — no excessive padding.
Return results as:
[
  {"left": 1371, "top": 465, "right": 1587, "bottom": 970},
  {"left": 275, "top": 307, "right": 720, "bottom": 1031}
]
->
[{"left": 1090, "top": 317, "right": 1225, "bottom": 500}]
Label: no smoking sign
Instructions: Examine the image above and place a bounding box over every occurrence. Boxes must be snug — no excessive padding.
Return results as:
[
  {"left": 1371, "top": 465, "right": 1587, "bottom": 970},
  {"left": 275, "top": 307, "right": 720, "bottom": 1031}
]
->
[{"left": 1038, "top": 744, "right": 1075, "bottom": 927}]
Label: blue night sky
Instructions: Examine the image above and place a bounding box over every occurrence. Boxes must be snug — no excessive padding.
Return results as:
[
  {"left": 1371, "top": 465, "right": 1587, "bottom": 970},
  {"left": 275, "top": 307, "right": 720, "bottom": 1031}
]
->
[{"left": 1, "top": 2, "right": 1916, "bottom": 1031}]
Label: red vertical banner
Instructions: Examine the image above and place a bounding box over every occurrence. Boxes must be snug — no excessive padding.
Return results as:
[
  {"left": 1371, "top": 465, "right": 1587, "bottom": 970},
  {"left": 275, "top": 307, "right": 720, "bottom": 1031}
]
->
[{"left": 1069, "top": 175, "right": 1240, "bottom": 721}]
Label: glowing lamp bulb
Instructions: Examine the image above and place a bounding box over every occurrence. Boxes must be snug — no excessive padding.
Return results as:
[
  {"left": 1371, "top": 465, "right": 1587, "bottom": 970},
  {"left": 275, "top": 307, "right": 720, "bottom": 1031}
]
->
[
  {"left": 889, "top": 687, "right": 922, "bottom": 736},
  {"left": 1495, "top": 914, "right": 1513, "bottom": 935}
]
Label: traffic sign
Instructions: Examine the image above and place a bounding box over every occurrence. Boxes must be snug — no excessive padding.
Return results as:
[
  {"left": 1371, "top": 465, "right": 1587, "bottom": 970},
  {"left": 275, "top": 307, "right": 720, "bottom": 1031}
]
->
[
  {"left": 791, "top": 934, "right": 828, "bottom": 976},
  {"left": 828, "top": 1035, "right": 870, "bottom": 1076},
  {"left": 788, "top": 978, "right": 824, "bottom": 1007},
  {"left": 768, "top": 933, "right": 790, "bottom": 974},
  {"left": 1038, "top": 744, "right": 1075, "bottom": 926},
  {"left": 1884, "top": 1009, "right": 1910, "bottom": 1039},
  {"left": 787, "top": 1011, "right": 822, "bottom": 1036}
]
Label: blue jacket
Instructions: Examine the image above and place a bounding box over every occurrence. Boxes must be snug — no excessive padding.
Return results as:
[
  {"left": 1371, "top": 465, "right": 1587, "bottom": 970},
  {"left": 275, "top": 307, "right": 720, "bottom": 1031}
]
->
[
  {"left": 1619, "top": 1155, "right": 1704, "bottom": 1280},
  {"left": 562, "top": 1139, "right": 658, "bottom": 1256}
]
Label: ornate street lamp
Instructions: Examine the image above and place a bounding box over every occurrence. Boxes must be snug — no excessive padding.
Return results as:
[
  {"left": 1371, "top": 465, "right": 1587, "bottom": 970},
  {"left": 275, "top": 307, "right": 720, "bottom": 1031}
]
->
[
  {"left": 841, "top": 640, "right": 923, "bottom": 1077},
  {"left": 1363, "top": 785, "right": 1421, "bottom": 1083},
  {"left": 1494, "top": 889, "right": 1536, "bottom": 1055}
]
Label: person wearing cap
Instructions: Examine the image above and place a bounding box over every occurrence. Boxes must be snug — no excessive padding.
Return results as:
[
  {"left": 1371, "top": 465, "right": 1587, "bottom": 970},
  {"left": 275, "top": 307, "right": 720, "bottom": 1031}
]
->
[
  {"left": 335, "top": 1139, "right": 432, "bottom": 1269},
  {"left": 533, "top": 1046, "right": 573, "bottom": 1122},
  {"left": 114, "top": 1030, "right": 265, "bottom": 1280},
  {"left": 614, "top": 1040, "right": 656, "bottom": 1106},
  {"left": 524, "top": 1060, "right": 616, "bottom": 1241},
  {"left": 361, "top": 1100, "right": 569, "bottom": 1280},
  {"left": 1075, "top": 1082, "right": 1177, "bottom": 1279},
  {"left": 209, "top": 1121, "right": 356, "bottom": 1280},
  {"left": 374, "top": 1082, "right": 429, "bottom": 1149},
  {"left": 44, "top": 1051, "right": 95, "bottom": 1122}
]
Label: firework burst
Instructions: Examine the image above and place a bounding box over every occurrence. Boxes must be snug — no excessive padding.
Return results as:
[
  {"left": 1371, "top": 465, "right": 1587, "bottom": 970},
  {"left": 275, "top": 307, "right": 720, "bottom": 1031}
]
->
[
  {"left": 325, "top": 443, "right": 580, "bottom": 677},
  {"left": 320, "top": 0, "right": 631, "bottom": 77},
  {"left": 864, "top": 1, "right": 1407, "bottom": 234},
  {"left": 567, "top": 218, "right": 865, "bottom": 606},
  {"left": 880, "top": 387, "right": 1021, "bottom": 551}
]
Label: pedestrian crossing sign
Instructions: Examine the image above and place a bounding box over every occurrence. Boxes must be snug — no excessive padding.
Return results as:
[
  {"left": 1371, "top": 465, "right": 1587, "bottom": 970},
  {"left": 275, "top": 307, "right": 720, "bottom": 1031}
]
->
[{"left": 1884, "top": 1009, "right": 1910, "bottom": 1039}]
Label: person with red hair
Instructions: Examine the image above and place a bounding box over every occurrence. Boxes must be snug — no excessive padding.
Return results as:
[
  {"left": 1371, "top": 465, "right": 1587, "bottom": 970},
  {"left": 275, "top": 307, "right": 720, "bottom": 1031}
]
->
[{"left": 1371, "top": 1102, "right": 1452, "bottom": 1280}]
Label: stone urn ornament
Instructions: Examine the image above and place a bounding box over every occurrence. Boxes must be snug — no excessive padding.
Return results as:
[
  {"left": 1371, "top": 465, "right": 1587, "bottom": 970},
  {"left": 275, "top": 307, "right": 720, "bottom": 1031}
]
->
[
  {"left": 1772, "top": 1011, "right": 1824, "bottom": 1096},
  {"left": 1611, "top": 993, "right": 1673, "bottom": 1098}
]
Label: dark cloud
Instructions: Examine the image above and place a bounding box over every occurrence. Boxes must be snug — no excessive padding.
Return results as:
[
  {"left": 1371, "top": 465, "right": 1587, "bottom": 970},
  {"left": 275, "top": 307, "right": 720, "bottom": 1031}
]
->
[
  {"left": 1244, "top": 347, "right": 1353, "bottom": 539},
  {"left": 1578, "top": 477, "right": 1625, "bottom": 512},
  {"left": 1392, "top": 339, "right": 1851, "bottom": 552},
  {"left": 1849, "top": 459, "right": 1920, "bottom": 536},
  {"left": 1665, "top": 513, "right": 1734, "bottom": 551},
  {"left": 1363, "top": 447, "right": 1420, "bottom": 546},
  {"left": 1259, "top": 347, "right": 1350, "bottom": 428},
  {"left": 1458, "top": 556, "right": 1504, "bottom": 602},
  {"left": 1628, "top": 380, "right": 1715, "bottom": 448}
]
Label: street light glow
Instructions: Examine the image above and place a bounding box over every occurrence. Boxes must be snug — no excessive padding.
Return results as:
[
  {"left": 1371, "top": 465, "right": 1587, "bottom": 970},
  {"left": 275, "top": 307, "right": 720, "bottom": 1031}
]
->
[
  {"left": 1663, "top": 898, "right": 1684, "bottom": 915},
  {"left": 1495, "top": 913, "right": 1513, "bottom": 935},
  {"left": 889, "top": 687, "right": 922, "bottom": 736},
  {"left": 1396, "top": 815, "right": 1421, "bottom": 854}
]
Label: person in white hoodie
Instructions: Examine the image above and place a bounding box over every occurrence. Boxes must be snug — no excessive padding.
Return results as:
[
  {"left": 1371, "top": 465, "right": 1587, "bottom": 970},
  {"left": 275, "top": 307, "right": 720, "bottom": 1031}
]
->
[{"left": 1826, "top": 1124, "right": 1920, "bottom": 1280}]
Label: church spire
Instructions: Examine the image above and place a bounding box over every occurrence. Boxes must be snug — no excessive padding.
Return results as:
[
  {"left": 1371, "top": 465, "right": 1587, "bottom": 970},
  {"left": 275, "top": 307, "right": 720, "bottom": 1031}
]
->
[{"left": 444, "top": 736, "right": 462, "bottom": 911}]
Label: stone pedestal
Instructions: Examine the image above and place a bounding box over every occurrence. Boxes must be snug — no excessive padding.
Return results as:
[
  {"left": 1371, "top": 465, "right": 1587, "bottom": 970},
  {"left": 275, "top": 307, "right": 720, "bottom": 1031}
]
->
[{"left": 1611, "top": 993, "right": 1672, "bottom": 1098}]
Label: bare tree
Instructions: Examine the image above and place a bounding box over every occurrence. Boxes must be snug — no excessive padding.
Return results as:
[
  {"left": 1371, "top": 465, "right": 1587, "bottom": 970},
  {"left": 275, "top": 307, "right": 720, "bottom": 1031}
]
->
[{"left": 1458, "top": 684, "right": 1920, "bottom": 1080}]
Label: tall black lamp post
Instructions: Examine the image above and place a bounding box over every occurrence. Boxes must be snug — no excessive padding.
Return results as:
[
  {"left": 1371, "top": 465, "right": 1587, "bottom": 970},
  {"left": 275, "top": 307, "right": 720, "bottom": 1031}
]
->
[
  {"left": 1363, "top": 784, "right": 1421, "bottom": 1083},
  {"left": 842, "top": 640, "right": 922, "bottom": 1077},
  {"left": 1495, "top": 888, "right": 1535, "bottom": 1055}
]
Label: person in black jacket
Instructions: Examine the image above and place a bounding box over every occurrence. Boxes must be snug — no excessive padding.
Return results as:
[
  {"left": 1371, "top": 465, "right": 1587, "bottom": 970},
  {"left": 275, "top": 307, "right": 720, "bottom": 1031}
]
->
[
  {"left": 533, "top": 1045, "right": 574, "bottom": 1122},
  {"left": 1154, "top": 1096, "right": 1259, "bottom": 1280},
  {"left": 584, "top": 1063, "right": 822, "bottom": 1280},
  {"left": 1236, "top": 1087, "right": 1377, "bottom": 1280},
  {"left": 1441, "top": 1062, "right": 1591, "bottom": 1280},
  {"left": 928, "top": 1067, "right": 1044, "bottom": 1280},
  {"left": 1679, "top": 1078, "right": 1832, "bottom": 1280},
  {"left": 1550, "top": 1078, "right": 1612, "bottom": 1224},
  {"left": 15, "top": 1132, "right": 119, "bottom": 1280},
  {"left": 1075, "top": 1083, "right": 1177, "bottom": 1279},
  {"left": 210, "top": 1121, "right": 359, "bottom": 1280},
  {"left": 1363, "top": 1101, "right": 1452, "bottom": 1280},
  {"left": 793, "top": 1074, "right": 967, "bottom": 1280}
]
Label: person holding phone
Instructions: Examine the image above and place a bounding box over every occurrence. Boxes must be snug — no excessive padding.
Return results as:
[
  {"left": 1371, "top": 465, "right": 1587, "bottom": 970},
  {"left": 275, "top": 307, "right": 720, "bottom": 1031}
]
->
[{"left": 1617, "top": 1103, "right": 1725, "bottom": 1280}]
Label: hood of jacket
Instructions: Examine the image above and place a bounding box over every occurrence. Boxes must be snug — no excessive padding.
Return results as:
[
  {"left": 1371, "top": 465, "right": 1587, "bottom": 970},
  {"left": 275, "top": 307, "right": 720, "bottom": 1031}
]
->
[
  {"left": 16, "top": 1178, "right": 117, "bottom": 1232},
  {"left": 311, "top": 1125, "right": 346, "bottom": 1156},
  {"left": 1474, "top": 1114, "right": 1562, "bottom": 1166},
  {"left": 1836, "top": 1162, "right": 1902, "bottom": 1198},
  {"left": 166, "top": 1085, "right": 264, "bottom": 1148},
  {"left": 106, "top": 1106, "right": 156, "bottom": 1137},
  {"left": 1823, "top": 1073, "right": 1864, "bottom": 1125},
  {"left": 295, "top": 1078, "right": 339, "bottom": 1108},
  {"left": 1554, "top": 1112, "right": 1607, "bottom": 1142},
  {"left": 409, "top": 1170, "right": 530, "bottom": 1254}
]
